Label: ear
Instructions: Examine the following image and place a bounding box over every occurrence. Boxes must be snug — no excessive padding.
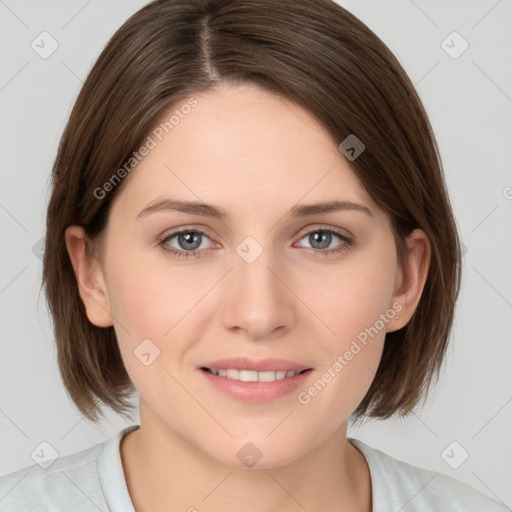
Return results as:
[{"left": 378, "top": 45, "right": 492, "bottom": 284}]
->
[
  {"left": 64, "top": 225, "right": 113, "bottom": 327},
  {"left": 386, "top": 228, "right": 431, "bottom": 332}
]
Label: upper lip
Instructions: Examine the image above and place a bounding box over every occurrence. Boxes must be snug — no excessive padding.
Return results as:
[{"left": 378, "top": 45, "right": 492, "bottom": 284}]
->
[{"left": 200, "top": 357, "right": 312, "bottom": 372}]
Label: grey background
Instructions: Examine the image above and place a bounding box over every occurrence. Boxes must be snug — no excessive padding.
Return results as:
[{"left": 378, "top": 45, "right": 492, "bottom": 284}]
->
[{"left": 0, "top": 0, "right": 511, "bottom": 507}]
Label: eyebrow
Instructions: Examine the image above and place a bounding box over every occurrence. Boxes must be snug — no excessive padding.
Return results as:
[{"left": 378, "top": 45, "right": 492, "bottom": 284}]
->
[{"left": 136, "top": 198, "right": 373, "bottom": 220}]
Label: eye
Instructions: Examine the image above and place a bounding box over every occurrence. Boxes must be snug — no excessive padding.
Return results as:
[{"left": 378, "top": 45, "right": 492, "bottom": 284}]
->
[
  {"left": 157, "top": 229, "right": 214, "bottom": 258},
  {"left": 295, "top": 227, "right": 353, "bottom": 255}
]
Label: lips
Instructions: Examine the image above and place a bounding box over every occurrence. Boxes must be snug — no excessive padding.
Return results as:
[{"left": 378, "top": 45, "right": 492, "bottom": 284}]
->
[{"left": 198, "top": 357, "right": 314, "bottom": 403}]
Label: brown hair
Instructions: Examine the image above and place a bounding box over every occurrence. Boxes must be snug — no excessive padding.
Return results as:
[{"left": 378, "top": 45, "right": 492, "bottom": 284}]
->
[{"left": 43, "top": 0, "right": 462, "bottom": 422}]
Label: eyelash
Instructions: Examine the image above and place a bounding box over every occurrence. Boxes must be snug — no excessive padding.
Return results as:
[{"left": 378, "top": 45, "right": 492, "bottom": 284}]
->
[{"left": 157, "top": 227, "right": 354, "bottom": 259}]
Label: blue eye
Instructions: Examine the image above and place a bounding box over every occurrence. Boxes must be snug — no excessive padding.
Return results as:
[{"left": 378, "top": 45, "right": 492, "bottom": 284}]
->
[
  {"left": 297, "top": 229, "right": 352, "bottom": 253},
  {"left": 158, "top": 230, "right": 212, "bottom": 258},
  {"left": 157, "top": 227, "right": 353, "bottom": 259}
]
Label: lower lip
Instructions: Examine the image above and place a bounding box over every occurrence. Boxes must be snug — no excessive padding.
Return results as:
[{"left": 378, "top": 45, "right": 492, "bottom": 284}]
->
[{"left": 199, "top": 369, "right": 313, "bottom": 403}]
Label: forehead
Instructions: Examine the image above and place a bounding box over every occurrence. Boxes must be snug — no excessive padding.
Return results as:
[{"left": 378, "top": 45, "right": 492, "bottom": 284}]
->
[{"left": 111, "top": 83, "right": 379, "bottom": 221}]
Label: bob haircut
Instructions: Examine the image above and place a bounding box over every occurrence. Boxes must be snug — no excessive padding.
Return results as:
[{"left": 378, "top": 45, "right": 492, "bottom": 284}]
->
[{"left": 43, "top": 0, "right": 462, "bottom": 423}]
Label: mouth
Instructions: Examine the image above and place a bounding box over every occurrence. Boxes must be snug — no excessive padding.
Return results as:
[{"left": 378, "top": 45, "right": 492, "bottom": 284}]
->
[
  {"left": 200, "top": 367, "right": 311, "bottom": 382},
  {"left": 198, "top": 357, "right": 314, "bottom": 403}
]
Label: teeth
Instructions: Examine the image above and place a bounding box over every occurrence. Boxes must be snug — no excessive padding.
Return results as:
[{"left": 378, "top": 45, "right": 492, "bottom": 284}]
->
[
  {"left": 207, "top": 368, "right": 303, "bottom": 382},
  {"left": 240, "top": 370, "right": 258, "bottom": 382},
  {"left": 226, "top": 369, "right": 239, "bottom": 379}
]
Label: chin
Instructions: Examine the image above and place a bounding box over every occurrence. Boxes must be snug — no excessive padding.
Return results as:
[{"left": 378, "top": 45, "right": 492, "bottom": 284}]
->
[{"left": 206, "top": 438, "right": 305, "bottom": 470}]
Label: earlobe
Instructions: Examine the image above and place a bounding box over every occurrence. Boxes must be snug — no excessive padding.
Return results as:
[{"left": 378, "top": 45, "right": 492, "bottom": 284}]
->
[
  {"left": 387, "top": 229, "right": 431, "bottom": 333},
  {"left": 64, "top": 226, "right": 113, "bottom": 328}
]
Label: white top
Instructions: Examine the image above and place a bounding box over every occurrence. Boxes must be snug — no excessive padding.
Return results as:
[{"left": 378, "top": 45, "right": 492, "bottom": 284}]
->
[{"left": 0, "top": 424, "right": 508, "bottom": 511}]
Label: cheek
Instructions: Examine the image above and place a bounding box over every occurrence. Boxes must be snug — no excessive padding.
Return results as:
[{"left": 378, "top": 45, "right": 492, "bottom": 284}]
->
[
  {"left": 103, "top": 248, "right": 215, "bottom": 386},
  {"left": 295, "top": 237, "right": 397, "bottom": 413},
  {"left": 103, "top": 255, "right": 191, "bottom": 402},
  {"left": 304, "top": 238, "right": 398, "bottom": 345},
  {"left": 105, "top": 252, "right": 203, "bottom": 337},
  {"left": 108, "top": 265, "right": 162, "bottom": 335}
]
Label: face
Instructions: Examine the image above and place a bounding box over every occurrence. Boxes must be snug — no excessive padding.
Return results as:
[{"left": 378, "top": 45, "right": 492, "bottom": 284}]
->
[{"left": 77, "top": 83, "right": 413, "bottom": 468}]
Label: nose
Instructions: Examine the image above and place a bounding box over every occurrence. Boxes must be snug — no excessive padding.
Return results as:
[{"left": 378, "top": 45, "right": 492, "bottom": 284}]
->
[{"left": 221, "top": 246, "right": 298, "bottom": 341}]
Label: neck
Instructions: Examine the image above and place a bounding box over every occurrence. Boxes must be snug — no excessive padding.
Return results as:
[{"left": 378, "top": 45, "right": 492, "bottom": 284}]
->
[{"left": 120, "top": 402, "right": 372, "bottom": 512}]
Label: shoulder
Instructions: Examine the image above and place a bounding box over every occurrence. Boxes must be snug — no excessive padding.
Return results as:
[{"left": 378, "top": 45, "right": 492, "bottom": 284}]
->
[
  {"left": 0, "top": 432, "right": 117, "bottom": 511},
  {"left": 349, "top": 438, "right": 510, "bottom": 512}
]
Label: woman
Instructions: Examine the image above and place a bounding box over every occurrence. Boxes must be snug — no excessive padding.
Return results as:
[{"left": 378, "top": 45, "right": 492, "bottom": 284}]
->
[{"left": 0, "top": 0, "right": 507, "bottom": 510}]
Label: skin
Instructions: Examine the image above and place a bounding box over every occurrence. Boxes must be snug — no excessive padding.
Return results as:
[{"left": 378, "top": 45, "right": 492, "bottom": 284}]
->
[{"left": 65, "top": 82, "right": 430, "bottom": 512}]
